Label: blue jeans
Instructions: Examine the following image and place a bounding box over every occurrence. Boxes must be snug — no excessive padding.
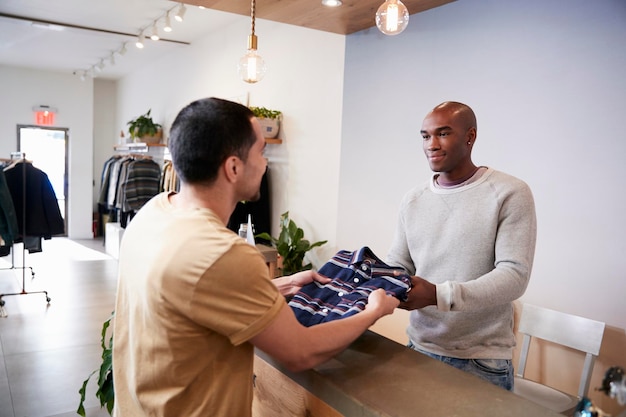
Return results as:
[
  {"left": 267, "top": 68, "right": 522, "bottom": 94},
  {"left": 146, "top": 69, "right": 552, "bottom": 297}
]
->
[{"left": 407, "top": 341, "right": 514, "bottom": 391}]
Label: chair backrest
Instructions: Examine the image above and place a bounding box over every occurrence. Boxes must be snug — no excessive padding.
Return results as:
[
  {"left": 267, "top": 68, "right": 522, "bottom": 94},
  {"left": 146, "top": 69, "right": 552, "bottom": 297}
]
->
[{"left": 516, "top": 303, "right": 605, "bottom": 398}]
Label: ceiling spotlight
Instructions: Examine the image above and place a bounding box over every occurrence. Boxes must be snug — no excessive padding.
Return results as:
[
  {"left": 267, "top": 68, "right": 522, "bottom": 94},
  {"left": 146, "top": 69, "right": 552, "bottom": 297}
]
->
[
  {"left": 110, "top": 53, "right": 116, "bottom": 66},
  {"left": 119, "top": 42, "right": 128, "bottom": 56},
  {"left": 322, "top": 0, "right": 342, "bottom": 6},
  {"left": 163, "top": 13, "right": 172, "bottom": 32},
  {"left": 375, "top": 0, "right": 410, "bottom": 35},
  {"left": 150, "top": 23, "right": 160, "bottom": 41},
  {"left": 136, "top": 32, "right": 145, "bottom": 49},
  {"left": 80, "top": 71, "right": 86, "bottom": 81},
  {"left": 98, "top": 60, "right": 106, "bottom": 70},
  {"left": 174, "top": 3, "right": 186, "bottom": 22}
]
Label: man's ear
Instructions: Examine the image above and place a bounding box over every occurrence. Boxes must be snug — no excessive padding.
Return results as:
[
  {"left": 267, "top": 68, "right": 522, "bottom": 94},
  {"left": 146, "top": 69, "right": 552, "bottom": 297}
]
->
[
  {"left": 466, "top": 127, "right": 477, "bottom": 143},
  {"left": 223, "top": 156, "right": 241, "bottom": 183}
]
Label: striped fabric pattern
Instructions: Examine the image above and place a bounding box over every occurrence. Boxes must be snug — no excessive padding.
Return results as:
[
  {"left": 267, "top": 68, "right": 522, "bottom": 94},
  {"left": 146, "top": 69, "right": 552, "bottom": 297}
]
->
[
  {"left": 122, "top": 159, "right": 162, "bottom": 211},
  {"left": 289, "top": 246, "right": 412, "bottom": 327}
]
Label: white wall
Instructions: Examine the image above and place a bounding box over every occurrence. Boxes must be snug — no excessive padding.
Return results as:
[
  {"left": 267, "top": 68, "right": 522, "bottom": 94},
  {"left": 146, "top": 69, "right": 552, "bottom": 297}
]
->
[
  {"left": 114, "top": 11, "right": 345, "bottom": 265},
  {"left": 93, "top": 79, "right": 118, "bottom": 213},
  {"left": 340, "top": 0, "right": 626, "bottom": 412},
  {"left": 0, "top": 66, "right": 94, "bottom": 239}
]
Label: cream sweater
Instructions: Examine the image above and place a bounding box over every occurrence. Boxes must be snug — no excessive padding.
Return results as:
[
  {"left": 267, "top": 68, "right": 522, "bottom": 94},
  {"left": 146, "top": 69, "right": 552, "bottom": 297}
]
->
[{"left": 387, "top": 168, "right": 537, "bottom": 359}]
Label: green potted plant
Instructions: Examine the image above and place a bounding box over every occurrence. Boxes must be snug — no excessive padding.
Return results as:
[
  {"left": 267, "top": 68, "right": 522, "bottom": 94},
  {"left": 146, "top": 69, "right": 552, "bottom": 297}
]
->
[
  {"left": 77, "top": 312, "right": 115, "bottom": 416},
  {"left": 256, "top": 211, "right": 327, "bottom": 275},
  {"left": 127, "top": 109, "right": 162, "bottom": 144},
  {"left": 250, "top": 106, "right": 282, "bottom": 139}
]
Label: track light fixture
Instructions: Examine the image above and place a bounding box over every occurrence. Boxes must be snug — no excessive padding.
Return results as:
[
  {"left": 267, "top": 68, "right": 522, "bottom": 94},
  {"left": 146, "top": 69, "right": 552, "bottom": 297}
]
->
[
  {"left": 321, "top": 0, "right": 343, "bottom": 6},
  {"left": 375, "top": 0, "right": 410, "bottom": 35},
  {"left": 174, "top": 3, "right": 186, "bottom": 22},
  {"left": 136, "top": 32, "right": 145, "bottom": 49},
  {"left": 150, "top": 23, "right": 160, "bottom": 41},
  {"left": 75, "top": 3, "right": 195, "bottom": 77},
  {"left": 238, "top": 0, "right": 267, "bottom": 83},
  {"left": 163, "top": 13, "right": 172, "bottom": 32}
]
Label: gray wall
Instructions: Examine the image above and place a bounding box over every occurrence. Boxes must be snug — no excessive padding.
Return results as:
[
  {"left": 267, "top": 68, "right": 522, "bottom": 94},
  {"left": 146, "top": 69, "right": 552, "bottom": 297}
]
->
[
  {"left": 339, "top": 1, "right": 626, "bottom": 407},
  {"left": 340, "top": 0, "right": 626, "bottom": 328}
]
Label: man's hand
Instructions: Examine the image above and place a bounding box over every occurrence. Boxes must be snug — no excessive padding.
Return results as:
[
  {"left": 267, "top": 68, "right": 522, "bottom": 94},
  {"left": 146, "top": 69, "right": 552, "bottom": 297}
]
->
[
  {"left": 399, "top": 275, "right": 437, "bottom": 310},
  {"left": 278, "top": 270, "right": 331, "bottom": 297},
  {"left": 365, "top": 288, "right": 400, "bottom": 318},
  {"left": 289, "top": 270, "right": 330, "bottom": 287}
]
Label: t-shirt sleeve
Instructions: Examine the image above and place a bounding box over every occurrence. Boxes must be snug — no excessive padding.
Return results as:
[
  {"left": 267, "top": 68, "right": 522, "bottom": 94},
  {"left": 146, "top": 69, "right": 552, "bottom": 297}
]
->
[{"left": 189, "top": 243, "right": 285, "bottom": 346}]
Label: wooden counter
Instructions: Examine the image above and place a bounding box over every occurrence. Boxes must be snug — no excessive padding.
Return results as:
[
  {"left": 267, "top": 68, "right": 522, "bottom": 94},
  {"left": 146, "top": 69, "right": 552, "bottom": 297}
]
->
[{"left": 253, "top": 330, "right": 564, "bottom": 417}]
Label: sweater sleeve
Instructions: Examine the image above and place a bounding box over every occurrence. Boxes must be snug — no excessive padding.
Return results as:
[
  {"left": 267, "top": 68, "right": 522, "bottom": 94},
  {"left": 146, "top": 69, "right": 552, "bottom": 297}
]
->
[{"left": 439, "top": 177, "right": 537, "bottom": 311}]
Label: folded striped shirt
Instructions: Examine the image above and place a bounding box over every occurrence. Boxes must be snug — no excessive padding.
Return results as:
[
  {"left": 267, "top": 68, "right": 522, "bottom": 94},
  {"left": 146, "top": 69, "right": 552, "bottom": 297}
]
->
[{"left": 288, "top": 246, "right": 411, "bottom": 327}]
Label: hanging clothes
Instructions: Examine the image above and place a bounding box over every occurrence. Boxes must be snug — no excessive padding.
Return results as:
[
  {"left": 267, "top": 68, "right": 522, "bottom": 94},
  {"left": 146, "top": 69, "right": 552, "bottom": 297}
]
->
[
  {"left": 288, "top": 246, "right": 412, "bottom": 327},
  {"left": 98, "top": 155, "right": 162, "bottom": 228},
  {"left": 119, "top": 157, "right": 162, "bottom": 227},
  {"left": 0, "top": 169, "right": 19, "bottom": 256},
  {"left": 98, "top": 155, "right": 122, "bottom": 214},
  {"left": 160, "top": 160, "right": 179, "bottom": 193},
  {"left": 3, "top": 161, "right": 65, "bottom": 252}
]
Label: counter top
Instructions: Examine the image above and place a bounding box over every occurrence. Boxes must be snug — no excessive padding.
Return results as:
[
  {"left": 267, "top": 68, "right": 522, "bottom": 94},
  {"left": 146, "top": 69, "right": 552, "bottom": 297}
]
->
[{"left": 255, "top": 330, "right": 563, "bottom": 417}]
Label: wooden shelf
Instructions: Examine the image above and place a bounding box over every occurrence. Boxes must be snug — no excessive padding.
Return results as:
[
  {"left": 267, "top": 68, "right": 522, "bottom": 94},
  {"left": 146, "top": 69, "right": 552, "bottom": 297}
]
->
[
  {"left": 113, "top": 142, "right": 166, "bottom": 152},
  {"left": 265, "top": 137, "right": 282, "bottom": 144}
]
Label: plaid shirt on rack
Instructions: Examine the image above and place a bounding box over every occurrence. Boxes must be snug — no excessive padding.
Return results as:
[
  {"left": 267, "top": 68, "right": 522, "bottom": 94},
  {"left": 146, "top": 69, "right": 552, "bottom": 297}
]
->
[{"left": 288, "top": 246, "right": 412, "bottom": 327}]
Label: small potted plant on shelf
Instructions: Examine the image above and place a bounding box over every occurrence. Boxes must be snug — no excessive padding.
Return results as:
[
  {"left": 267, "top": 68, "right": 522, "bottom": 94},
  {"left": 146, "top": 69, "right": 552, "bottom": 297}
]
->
[
  {"left": 250, "top": 106, "right": 282, "bottom": 139},
  {"left": 256, "top": 211, "right": 327, "bottom": 275},
  {"left": 127, "top": 109, "right": 162, "bottom": 144}
]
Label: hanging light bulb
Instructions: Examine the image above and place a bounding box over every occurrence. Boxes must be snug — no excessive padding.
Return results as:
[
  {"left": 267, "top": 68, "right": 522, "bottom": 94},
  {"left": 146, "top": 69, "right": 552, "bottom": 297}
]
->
[
  {"left": 237, "top": 0, "right": 267, "bottom": 83},
  {"left": 239, "top": 48, "right": 267, "bottom": 84},
  {"left": 375, "top": 0, "right": 409, "bottom": 36}
]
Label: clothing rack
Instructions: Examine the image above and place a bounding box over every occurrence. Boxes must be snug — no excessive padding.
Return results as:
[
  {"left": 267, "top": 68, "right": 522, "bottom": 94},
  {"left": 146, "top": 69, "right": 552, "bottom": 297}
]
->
[{"left": 0, "top": 152, "right": 51, "bottom": 317}]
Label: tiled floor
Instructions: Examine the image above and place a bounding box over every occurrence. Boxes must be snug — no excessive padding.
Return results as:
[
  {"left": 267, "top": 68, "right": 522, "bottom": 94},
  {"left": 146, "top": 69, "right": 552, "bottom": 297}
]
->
[{"left": 0, "top": 238, "right": 116, "bottom": 417}]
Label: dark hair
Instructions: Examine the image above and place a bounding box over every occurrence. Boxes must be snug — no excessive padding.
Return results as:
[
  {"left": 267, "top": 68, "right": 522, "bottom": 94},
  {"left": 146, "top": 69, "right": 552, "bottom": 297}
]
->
[{"left": 168, "top": 97, "right": 255, "bottom": 184}]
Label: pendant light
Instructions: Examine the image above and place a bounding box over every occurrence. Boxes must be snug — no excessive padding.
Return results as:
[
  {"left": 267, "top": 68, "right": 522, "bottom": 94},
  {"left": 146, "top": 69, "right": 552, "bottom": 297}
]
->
[
  {"left": 375, "top": 0, "right": 409, "bottom": 36},
  {"left": 237, "top": 0, "right": 267, "bottom": 83}
]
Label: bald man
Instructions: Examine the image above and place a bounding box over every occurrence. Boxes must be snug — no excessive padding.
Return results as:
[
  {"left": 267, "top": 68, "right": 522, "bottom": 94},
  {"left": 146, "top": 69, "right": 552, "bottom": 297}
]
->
[{"left": 387, "top": 101, "right": 537, "bottom": 390}]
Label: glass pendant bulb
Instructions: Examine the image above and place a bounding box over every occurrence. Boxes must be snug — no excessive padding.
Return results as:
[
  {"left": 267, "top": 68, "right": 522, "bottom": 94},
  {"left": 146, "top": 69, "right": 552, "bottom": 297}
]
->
[
  {"left": 238, "top": 49, "right": 267, "bottom": 84},
  {"left": 238, "top": 34, "right": 267, "bottom": 83},
  {"left": 375, "top": 0, "right": 409, "bottom": 36}
]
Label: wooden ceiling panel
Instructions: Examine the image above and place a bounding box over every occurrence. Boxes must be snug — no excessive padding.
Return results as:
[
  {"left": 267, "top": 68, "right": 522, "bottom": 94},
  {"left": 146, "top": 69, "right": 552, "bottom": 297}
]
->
[{"left": 185, "top": 0, "right": 456, "bottom": 35}]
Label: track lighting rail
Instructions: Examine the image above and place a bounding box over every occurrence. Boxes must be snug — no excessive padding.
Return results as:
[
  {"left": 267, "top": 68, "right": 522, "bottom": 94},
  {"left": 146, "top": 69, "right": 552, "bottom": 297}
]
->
[{"left": 0, "top": 12, "right": 190, "bottom": 46}]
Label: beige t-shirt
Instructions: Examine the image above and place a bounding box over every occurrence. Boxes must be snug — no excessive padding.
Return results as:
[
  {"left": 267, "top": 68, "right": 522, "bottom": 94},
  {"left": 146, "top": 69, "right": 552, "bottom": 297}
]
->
[{"left": 113, "top": 192, "right": 284, "bottom": 417}]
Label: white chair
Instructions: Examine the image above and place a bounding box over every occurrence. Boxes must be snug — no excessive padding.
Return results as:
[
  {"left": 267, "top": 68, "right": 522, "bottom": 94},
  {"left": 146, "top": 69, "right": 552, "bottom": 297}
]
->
[{"left": 514, "top": 303, "right": 605, "bottom": 415}]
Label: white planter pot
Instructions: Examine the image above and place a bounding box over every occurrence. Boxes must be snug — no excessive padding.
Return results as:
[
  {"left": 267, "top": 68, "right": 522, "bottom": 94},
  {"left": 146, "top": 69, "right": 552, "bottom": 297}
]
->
[{"left": 257, "top": 118, "right": 280, "bottom": 139}]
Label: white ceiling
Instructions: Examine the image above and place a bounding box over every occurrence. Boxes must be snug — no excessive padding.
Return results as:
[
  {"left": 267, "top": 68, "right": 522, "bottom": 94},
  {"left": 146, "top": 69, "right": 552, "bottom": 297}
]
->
[
  {"left": 0, "top": 0, "right": 455, "bottom": 81},
  {"left": 0, "top": 0, "right": 242, "bottom": 80},
  {"left": 0, "top": 0, "right": 453, "bottom": 79}
]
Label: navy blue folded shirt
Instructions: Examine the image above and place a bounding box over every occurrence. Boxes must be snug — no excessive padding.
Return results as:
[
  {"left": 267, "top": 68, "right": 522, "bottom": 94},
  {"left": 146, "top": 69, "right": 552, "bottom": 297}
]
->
[{"left": 288, "top": 246, "right": 412, "bottom": 326}]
